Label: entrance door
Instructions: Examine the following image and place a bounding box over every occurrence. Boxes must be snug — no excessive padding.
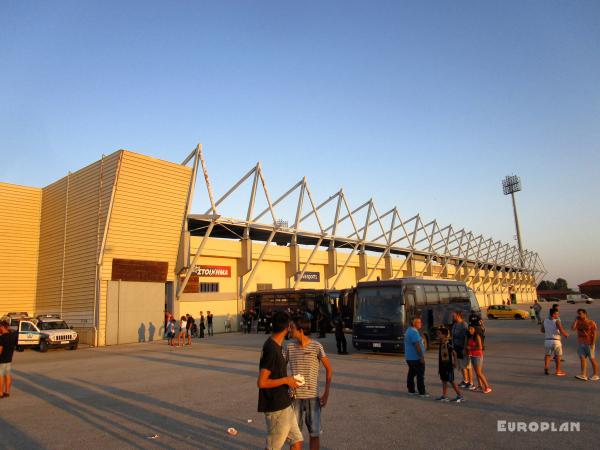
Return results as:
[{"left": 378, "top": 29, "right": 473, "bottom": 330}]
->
[{"left": 106, "top": 281, "right": 165, "bottom": 345}]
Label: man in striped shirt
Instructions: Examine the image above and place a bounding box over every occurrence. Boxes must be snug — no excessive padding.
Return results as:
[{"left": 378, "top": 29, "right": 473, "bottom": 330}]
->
[{"left": 286, "top": 317, "right": 333, "bottom": 450}]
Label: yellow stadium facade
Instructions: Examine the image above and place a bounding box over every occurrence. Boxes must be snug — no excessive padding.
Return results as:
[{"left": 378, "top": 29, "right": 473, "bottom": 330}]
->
[{"left": 0, "top": 146, "right": 541, "bottom": 346}]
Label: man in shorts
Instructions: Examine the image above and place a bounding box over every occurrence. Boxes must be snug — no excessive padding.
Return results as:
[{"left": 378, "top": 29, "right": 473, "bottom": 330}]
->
[
  {"left": 257, "top": 312, "right": 303, "bottom": 450},
  {"left": 287, "top": 317, "right": 333, "bottom": 450},
  {"left": 571, "top": 309, "right": 599, "bottom": 381},
  {"left": 0, "top": 320, "right": 19, "bottom": 398},
  {"left": 451, "top": 311, "right": 472, "bottom": 389},
  {"left": 542, "top": 309, "right": 569, "bottom": 376}
]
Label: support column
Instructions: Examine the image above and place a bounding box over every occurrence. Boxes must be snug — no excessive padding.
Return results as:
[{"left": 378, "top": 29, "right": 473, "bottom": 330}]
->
[{"left": 383, "top": 254, "right": 394, "bottom": 280}]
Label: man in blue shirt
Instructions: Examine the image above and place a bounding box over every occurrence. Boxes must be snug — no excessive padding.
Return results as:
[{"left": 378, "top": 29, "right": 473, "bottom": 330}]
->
[{"left": 404, "top": 317, "right": 428, "bottom": 397}]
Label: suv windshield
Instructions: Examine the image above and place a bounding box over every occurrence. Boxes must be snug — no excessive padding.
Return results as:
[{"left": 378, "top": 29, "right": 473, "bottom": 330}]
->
[
  {"left": 355, "top": 287, "right": 404, "bottom": 323},
  {"left": 38, "top": 321, "right": 69, "bottom": 330}
]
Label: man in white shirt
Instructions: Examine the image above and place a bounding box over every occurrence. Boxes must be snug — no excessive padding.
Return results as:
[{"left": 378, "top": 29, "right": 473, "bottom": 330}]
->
[{"left": 541, "top": 308, "right": 569, "bottom": 376}]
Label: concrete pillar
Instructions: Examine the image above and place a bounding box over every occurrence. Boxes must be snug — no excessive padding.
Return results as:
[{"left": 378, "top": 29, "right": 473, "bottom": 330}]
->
[
  {"left": 383, "top": 255, "right": 394, "bottom": 280},
  {"left": 239, "top": 238, "right": 252, "bottom": 277},
  {"left": 326, "top": 247, "right": 337, "bottom": 279},
  {"left": 356, "top": 251, "right": 368, "bottom": 281}
]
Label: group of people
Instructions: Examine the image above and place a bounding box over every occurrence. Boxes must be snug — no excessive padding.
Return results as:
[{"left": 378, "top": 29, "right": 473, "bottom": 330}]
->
[
  {"left": 164, "top": 311, "right": 214, "bottom": 346},
  {"left": 542, "top": 305, "right": 598, "bottom": 380},
  {"left": 404, "top": 310, "right": 491, "bottom": 401},
  {"left": 257, "top": 311, "right": 332, "bottom": 450}
]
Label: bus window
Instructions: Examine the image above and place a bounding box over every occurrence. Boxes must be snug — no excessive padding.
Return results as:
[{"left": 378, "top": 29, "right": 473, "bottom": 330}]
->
[
  {"left": 355, "top": 287, "right": 404, "bottom": 323},
  {"left": 424, "top": 285, "right": 439, "bottom": 305},
  {"left": 438, "top": 285, "right": 450, "bottom": 304},
  {"left": 414, "top": 284, "right": 426, "bottom": 306},
  {"left": 448, "top": 285, "right": 461, "bottom": 302}
]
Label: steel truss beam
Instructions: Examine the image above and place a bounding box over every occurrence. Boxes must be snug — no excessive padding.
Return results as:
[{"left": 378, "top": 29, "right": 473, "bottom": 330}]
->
[{"left": 178, "top": 144, "right": 545, "bottom": 301}]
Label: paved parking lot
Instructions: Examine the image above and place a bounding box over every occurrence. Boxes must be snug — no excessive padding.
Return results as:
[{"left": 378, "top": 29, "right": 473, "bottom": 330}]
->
[{"left": 1, "top": 302, "right": 599, "bottom": 449}]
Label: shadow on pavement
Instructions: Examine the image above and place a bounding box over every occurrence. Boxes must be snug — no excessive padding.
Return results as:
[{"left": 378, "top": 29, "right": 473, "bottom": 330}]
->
[
  {"left": 13, "top": 371, "right": 252, "bottom": 450},
  {"left": 0, "top": 416, "right": 45, "bottom": 450}
]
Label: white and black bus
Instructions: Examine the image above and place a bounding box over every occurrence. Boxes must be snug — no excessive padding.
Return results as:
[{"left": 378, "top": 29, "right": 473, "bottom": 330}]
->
[{"left": 352, "top": 278, "right": 477, "bottom": 353}]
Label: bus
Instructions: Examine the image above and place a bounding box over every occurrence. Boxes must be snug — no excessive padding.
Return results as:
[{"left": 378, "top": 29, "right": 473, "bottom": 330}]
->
[
  {"left": 352, "top": 278, "right": 474, "bottom": 353},
  {"left": 245, "top": 289, "right": 336, "bottom": 332}
]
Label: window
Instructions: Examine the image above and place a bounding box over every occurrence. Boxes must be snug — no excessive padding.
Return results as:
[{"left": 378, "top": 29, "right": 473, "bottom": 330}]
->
[
  {"left": 21, "top": 322, "right": 34, "bottom": 332},
  {"left": 424, "top": 285, "right": 439, "bottom": 304},
  {"left": 200, "top": 282, "right": 219, "bottom": 293},
  {"left": 438, "top": 285, "right": 450, "bottom": 303}
]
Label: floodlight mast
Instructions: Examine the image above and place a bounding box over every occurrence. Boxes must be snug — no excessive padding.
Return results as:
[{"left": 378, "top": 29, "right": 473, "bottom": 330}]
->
[{"left": 502, "top": 175, "right": 524, "bottom": 267}]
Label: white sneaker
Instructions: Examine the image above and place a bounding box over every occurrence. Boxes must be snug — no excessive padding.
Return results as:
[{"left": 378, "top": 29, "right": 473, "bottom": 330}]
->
[
  {"left": 575, "top": 375, "right": 588, "bottom": 381},
  {"left": 590, "top": 375, "right": 599, "bottom": 381}
]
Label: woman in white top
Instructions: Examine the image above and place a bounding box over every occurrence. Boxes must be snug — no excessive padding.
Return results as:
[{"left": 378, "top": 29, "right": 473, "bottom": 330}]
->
[{"left": 178, "top": 316, "right": 187, "bottom": 347}]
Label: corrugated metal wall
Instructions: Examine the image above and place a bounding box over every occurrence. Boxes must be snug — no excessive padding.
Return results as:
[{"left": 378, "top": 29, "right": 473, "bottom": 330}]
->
[
  {"left": 0, "top": 182, "right": 42, "bottom": 314},
  {"left": 35, "top": 153, "right": 121, "bottom": 334},
  {"left": 97, "top": 151, "right": 192, "bottom": 345}
]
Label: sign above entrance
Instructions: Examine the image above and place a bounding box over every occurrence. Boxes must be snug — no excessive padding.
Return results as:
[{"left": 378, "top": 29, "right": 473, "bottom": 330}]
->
[
  {"left": 194, "top": 265, "right": 231, "bottom": 278},
  {"left": 299, "top": 271, "right": 320, "bottom": 282},
  {"left": 111, "top": 259, "right": 168, "bottom": 282}
]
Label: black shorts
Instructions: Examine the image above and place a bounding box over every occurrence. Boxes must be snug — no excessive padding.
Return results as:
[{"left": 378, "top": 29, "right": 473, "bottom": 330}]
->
[{"left": 439, "top": 368, "right": 455, "bottom": 382}]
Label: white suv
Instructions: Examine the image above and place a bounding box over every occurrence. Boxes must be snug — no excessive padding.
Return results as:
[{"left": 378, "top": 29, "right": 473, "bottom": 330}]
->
[{"left": 5, "top": 313, "right": 79, "bottom": 352}]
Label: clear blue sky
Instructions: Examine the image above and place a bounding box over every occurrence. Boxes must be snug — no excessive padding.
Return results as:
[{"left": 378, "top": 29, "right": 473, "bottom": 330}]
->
[{"left": 1, "top": 1, "right": 599, "bottom": 287}]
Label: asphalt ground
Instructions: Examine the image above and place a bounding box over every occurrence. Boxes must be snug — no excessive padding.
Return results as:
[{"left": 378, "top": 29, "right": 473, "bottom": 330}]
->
[{"left": 0, "top": 302, "right": 599, "bottom": 450}]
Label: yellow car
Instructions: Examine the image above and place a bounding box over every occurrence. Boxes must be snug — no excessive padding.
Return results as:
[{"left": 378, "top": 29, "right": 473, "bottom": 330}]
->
[{"left": 487, "top": 305, "right": 530, "bottom": 320}]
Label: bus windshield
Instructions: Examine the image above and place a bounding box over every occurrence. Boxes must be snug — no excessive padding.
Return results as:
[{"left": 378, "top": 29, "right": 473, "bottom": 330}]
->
[{"left": 355, "top": 287, "right": 404, "bottom": 323}]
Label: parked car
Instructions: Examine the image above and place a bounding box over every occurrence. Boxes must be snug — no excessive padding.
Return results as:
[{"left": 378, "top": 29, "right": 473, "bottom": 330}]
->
[
  {"left": 487, "top": 305, "right": 530, "bottom": 320},
  {"left": 4, "top": 312, "right": 78, "bottom": 352},
  {"left": 566, "top": 294, "right": 594, "bottom": 304}
]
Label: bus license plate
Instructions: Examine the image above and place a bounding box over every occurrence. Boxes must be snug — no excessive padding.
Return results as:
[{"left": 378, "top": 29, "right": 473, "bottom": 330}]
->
[
  {"left": 373, "top": 343, "right": 381, "bottom": 348},
  {"left": 60, "top": 341, "right": 69, "bottom": 345}
]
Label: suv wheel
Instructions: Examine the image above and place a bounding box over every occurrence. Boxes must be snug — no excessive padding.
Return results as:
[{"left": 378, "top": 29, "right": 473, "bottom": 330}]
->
[
  {"left": 487, "top": 314, "right": 495, "bottom": 320},
  {"left": 514, "top": 314, "right": 522, "bottom": 320},
  {"left": 16, "top": 345, "right": 24, "bottom": 352},
  {"left": 69, "top": 342, "right": 78, "bottom": 351},
  {"left": 39, "top": 340, "right": 48, "bottom": 353}
]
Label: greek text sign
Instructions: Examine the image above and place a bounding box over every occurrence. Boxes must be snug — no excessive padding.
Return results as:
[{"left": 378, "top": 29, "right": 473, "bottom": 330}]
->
[{"left": 194, "top": 265, "right": 231, "bottom": 277}]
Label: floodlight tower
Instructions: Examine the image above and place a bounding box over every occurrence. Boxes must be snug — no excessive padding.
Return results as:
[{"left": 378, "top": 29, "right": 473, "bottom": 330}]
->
[{"left": 502, "top": 175, "right": 524, "bottom": 267}]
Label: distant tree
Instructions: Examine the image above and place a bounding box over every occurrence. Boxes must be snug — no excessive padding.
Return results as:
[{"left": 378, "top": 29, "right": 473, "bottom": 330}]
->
[
  {"left": 555, "top": 278, "right": 570, "bottom": 291},
  {"left": 537, "top": 280, "right": 555, "bottom": 290}
]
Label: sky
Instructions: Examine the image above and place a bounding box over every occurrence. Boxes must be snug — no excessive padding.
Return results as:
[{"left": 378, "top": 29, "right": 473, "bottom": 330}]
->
[{"left": 1, "top": 1, "right": 599, "bottom": 288}]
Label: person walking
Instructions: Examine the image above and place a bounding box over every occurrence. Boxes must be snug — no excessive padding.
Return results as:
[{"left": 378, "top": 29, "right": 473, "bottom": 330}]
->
[
  {"left": 0, "top": 320, "right": 18, "bottom": 398},
  {"left": 257, "top": 312, "right": 303, "bottom": 450},
  {"left": 451, "top": 311, "right": 472, "bottom": 389},
  {"left": 542, "top": 308, "right": 569, "bottom": 376},
  {"left": 436, "top": 327, "right": 464, "bottom": 403},
  {"left": 207, "top": 311, "right": 214, "bottom": 336},
  {"left": 333, "top": 315, "right": 348, "bottom": 355},
  {"left": 199, "top": 311, "right": 205, "bottom": 338},
  {"left": 287, "top": 317, "right": 333, "bottom": 450},
  {"left": 178, "top": 315, "right": 187, "bottom": 347},
  {"left": 571, "top": 309, "right": 599, "bottom": 381},
  {"left": 533, "top": 300, "right": 543, "bottom": 325},
  {"left": 242, "top": 309, "right": 249, "bottom": 334},
  {"left": 247, "top": 309, "right": 254, "bottom": 334},
  {"left": 404, "top": 317, "right": 428, "bottom": 397},
  {"left": 529, "top": 305, "right": 536, "bottom": 322},
  {"left": 467, "top": 325, "right": 492, "bottom": 393},
  {"left": 166, "top": 319, "right": 176, "bottom": 346},
  {"left": 185, "top": 314, "right": 194, "bottom": 345}
]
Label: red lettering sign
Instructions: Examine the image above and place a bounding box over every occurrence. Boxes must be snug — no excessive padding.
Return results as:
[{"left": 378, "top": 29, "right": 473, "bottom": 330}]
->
[{"left": 193, "top": 265, "right": 231, "bottom": 278}]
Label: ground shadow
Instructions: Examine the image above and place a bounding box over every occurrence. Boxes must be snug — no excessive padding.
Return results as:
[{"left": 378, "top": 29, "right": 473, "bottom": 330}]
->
[{"left": 12, "top": 371, "right": 255, "bottom": 450}]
